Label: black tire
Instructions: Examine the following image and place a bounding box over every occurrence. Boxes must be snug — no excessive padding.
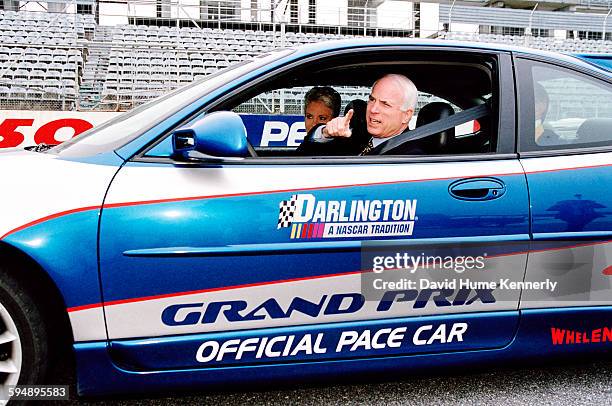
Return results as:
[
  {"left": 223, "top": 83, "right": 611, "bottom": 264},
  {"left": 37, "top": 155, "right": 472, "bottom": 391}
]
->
[{"left": 0, "top": 268, "right": 49, "bottom": 391}]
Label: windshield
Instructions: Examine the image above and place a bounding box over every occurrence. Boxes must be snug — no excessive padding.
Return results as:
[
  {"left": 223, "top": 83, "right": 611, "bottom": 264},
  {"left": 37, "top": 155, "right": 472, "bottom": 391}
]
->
[{"left": 52, "top": 49, "right": 294, "bottom": 157}]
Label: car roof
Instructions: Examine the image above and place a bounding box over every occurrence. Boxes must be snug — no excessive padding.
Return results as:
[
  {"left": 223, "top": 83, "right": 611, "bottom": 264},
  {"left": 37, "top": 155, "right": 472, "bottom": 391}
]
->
[{"left": 285, "top": 38, "right": 611, "bottom": 78}]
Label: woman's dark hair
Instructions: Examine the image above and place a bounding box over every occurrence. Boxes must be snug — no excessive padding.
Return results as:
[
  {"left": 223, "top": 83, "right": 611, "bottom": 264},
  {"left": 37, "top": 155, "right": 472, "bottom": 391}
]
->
[{"left": 304, "top": 86, "right": 341, "bottom": 118}]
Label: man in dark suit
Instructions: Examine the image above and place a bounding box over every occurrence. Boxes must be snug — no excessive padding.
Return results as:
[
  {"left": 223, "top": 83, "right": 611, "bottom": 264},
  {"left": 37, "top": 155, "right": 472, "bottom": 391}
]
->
[{"left": 298, "top": 74, "right": 418, "bottom": 156}]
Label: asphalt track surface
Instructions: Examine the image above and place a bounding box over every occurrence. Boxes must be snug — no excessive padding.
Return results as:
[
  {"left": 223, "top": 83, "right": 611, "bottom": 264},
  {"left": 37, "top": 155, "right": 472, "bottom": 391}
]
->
[{"left": 47, "top": 356, "right": 612, "bottom": 405}]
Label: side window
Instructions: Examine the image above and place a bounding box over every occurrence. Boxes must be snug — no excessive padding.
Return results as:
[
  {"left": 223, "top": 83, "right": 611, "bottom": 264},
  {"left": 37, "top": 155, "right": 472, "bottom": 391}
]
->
[
  {"left": 232, "top": 86, "right": 371, "bottom": 153},
  {"left": 232, "top": 86, "right": 473, "bottom": 156},
  {"left": 144, "top": 53, "right": 500, "bottom": 160},
  {"left": 518, "top": 59, "right": 612, "bottom": 152}
]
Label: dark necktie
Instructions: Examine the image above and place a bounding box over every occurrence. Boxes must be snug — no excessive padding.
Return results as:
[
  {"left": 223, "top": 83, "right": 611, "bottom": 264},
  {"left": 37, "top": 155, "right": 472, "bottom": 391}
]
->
[{"left": 359, "top": 138, "right": 374, "bottom": 156}]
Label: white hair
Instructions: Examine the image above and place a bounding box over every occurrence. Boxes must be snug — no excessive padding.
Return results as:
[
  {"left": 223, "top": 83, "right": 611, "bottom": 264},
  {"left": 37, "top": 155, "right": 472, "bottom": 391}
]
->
[{"left": 374, "top": 74, "right": 418, "bottom": 111}]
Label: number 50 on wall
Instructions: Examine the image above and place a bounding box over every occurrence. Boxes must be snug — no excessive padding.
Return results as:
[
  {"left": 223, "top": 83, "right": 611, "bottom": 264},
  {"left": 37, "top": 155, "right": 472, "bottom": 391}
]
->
[{"left": 0, "top": 118, "right": 94, "bottom": 148}]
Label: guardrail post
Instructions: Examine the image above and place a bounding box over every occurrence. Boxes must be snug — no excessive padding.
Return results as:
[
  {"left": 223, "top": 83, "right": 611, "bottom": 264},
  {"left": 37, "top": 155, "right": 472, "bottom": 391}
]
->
[
  {"left": 603, "top": 7, "right": 612, "bottom": 49},
  {"left": 448, "top": 0, "right": 456, "bottom": 34}
]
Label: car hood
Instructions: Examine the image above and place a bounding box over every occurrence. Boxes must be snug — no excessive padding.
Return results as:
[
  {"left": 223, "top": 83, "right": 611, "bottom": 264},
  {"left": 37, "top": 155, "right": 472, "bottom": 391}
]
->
[{"left": 0, "top": 149, "right": 120, "bottom": 240}]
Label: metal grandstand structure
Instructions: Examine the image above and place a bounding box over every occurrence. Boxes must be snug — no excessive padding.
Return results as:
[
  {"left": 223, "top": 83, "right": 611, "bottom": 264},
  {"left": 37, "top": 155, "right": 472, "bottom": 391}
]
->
[
  {"left": 442, "top": 3, "right": 612, "bottom": 40},
  {"left": 0, "top": 5, "right": 93, "bottom": 111},
  {"left": 0, "top": 0, "right": 609, "bottom": 111}
]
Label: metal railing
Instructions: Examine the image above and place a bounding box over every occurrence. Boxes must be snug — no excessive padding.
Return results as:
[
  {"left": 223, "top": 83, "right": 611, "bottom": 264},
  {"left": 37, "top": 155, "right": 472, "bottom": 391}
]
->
[{"left": 0, "top": 1, "right": 611, "bottom": 111}]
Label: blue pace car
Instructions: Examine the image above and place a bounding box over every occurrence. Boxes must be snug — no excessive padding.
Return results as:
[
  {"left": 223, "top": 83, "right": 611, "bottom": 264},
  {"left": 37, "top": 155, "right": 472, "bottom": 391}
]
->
[{"left": 0, "top": 39, "right": 611, "bottom": 397}]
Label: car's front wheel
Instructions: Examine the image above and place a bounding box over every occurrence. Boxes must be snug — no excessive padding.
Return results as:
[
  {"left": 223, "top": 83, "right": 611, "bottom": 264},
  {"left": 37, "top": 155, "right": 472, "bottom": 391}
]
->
[{"left": 0, "top": 269, "right": 49, "bottom": 394}]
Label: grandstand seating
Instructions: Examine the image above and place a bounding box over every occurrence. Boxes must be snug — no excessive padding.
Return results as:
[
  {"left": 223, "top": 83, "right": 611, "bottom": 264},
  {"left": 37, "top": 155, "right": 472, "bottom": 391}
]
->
[
  {"left": 0, "top": 8, "right": 610, "bottom": 110},
  {"left": 86, "top": 26, "right": 354, "bottom": 103},
  {"left": 0, "top": 10, "right": 93, "bottom": 106},
  {"left": 445, "top": 32, "right": 612, "bottom": 53}
]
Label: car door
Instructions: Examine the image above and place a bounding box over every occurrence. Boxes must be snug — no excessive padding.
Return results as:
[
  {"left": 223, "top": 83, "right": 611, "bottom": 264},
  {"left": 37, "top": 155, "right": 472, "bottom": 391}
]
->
[
  {"left": 97, "top": 48, "right": 529, "bottom": 371},
  {"left": 516, "top": 58, "right": 612, "bottom": 320}
]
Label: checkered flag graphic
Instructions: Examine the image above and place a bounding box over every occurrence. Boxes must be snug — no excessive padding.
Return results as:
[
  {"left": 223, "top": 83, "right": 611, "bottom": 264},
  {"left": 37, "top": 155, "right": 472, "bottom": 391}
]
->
[{"left": 277, "top": 195, "right": 298, "bottom": 229}]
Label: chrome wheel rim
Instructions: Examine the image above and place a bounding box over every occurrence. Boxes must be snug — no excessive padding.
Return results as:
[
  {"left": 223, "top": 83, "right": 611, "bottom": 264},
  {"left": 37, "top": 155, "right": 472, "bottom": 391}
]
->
[{"left": 0, "top": 301, "right": 21, "bottom": 391}]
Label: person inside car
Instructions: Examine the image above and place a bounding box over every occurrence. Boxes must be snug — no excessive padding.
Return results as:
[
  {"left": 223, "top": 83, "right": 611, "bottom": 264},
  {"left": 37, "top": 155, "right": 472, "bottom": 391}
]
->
[
  {"left": 534, "top": 82, "right": 561, "bottom": 146},
  {"left": 303, "top": 86, "right": 342, "bottom": 133},
  {"left": 301, "top": 74, "right": 418, "bottom": 155}
]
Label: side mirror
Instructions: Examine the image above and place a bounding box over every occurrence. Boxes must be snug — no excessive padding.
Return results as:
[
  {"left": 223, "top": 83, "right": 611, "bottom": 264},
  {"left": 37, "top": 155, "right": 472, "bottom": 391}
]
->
[{"left": 172, "top": 111, "right": 249, "bottom": 161}]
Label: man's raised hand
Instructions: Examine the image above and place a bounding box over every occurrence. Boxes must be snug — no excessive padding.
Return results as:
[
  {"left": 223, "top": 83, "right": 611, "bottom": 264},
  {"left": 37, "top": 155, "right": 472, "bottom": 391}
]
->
[{"left": 322, "top": 109, "right": 354, "bottom": 138}]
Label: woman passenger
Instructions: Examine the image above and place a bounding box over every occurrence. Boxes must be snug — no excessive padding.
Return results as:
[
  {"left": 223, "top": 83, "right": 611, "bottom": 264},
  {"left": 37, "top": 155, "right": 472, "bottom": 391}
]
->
[{"left": 303, "top": 86, "right": 341, "bottom": 133}]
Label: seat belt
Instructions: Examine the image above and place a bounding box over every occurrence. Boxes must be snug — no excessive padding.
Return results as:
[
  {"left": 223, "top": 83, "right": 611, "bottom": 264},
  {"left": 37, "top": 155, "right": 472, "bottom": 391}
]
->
[{"left": 377, "top": 103, "right": 490, "bottom": 155}]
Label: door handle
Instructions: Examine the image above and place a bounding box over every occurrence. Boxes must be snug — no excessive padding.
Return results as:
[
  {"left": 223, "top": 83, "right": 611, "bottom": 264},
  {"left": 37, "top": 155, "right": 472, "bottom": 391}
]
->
[{"left": 449, "top": 178, "right": 506, "bottom": 201}]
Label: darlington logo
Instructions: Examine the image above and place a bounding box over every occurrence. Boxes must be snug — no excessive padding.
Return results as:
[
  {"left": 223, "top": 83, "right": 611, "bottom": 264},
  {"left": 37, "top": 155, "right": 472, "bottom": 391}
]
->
[
  {"left": 277, "top": 194, "right": 417, "bottom": 239},
  {"left": 161, "top": 289, "right": 495, "bottom": 326}
]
